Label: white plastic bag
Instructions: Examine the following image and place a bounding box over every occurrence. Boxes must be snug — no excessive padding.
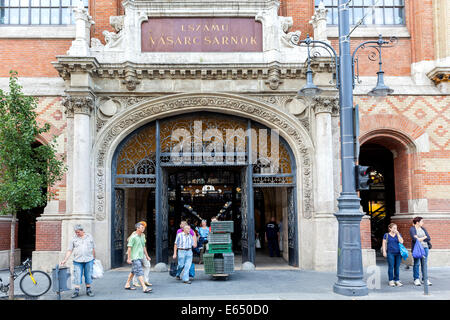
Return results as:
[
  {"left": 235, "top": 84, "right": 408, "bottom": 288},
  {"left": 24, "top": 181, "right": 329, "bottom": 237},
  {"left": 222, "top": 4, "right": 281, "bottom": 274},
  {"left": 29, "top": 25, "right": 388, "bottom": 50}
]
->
[
  {"left": 255, "top": 238, "right": 261, "bottom": 249},
  {"left": 92, "top": 259, "right": 104, "bottom": 279}
]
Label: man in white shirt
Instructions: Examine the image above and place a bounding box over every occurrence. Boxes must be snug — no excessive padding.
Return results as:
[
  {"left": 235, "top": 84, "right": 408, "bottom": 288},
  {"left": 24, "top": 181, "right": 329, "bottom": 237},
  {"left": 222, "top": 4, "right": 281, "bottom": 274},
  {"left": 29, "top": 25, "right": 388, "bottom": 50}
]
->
[{"left": 60, "top": 224, "right": 96, "bottom": 298}]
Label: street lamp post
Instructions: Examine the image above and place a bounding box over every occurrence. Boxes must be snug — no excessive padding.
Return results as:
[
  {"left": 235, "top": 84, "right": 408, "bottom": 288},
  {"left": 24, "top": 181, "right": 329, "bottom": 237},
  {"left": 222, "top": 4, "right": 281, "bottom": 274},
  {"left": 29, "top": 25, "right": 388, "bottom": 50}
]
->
[{"left": 292, "top": 0, "right": 397, "bottom": 296}]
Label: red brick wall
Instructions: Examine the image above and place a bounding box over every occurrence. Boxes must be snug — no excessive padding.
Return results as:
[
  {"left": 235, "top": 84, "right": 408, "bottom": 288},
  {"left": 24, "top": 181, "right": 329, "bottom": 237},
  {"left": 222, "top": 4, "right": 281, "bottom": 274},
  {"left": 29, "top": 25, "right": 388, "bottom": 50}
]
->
[
  {"left": 360, "top": 217, "right": 371, "bottom": 249},
  {"left": 392, "top": 218, "right": 450, "bottom": 250},
  {"left": 0, "top": 220, "right": 19, "bottom": 251},
  {"left": 35, "top": 221, "right": 62, "bottom": 251},
  {"left": 90, "top": 0, "right": 121, "bottom": 43},
  {"left": 0, "top": 1, "right": 432, "bottom": 78},
  {"left": 0, "top": 40, "right": 71, "bottom": 77}
]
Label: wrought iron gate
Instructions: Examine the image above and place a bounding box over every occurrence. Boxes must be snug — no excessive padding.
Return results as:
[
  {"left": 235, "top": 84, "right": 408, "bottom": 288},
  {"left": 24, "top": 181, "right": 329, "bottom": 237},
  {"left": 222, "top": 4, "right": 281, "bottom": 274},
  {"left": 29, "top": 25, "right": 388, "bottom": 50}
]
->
[{"left": 111, "top": 188, "right": 125, "bottom": 268}]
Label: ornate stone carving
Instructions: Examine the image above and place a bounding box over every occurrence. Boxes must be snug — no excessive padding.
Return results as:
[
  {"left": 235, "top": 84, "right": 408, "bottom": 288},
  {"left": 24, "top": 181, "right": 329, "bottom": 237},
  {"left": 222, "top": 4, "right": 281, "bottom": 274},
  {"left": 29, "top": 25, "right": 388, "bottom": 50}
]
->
[
  {"left": 122, "top": 68, "right": 141, "bottom": 91},
  {"left": 279, "top": 16, "right": 301, "bottom": 48},
  {"left": 62, "top": 95, "right": 94, "bottom": 116},
  {"left": 94, "top": 95, "right": 314, "bottom": 220},
  {"left": 67, "top": 1, "right": 94, "bottom": 56},
  {"left": 96, "top": 168, "right": 105, "bottom": 221},
  {"left": 90, "top": 15, "right": 125, "bottom": 51},
  {"left": 312, "top": 96, "right": 338, "bottom": 115},
  {"left": 265, "top": 68, "right": 283, "bottom": 90},
  {"left": 309, "top": 1, "right": 328, "bottom": 41}
]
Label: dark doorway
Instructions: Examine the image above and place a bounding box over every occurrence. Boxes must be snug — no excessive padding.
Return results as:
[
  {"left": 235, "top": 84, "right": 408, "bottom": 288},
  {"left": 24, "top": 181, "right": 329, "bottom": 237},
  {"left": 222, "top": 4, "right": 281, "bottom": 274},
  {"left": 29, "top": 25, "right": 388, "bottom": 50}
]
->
[
  {"left": 359, "top": 143, "right": 396, "bottom": 253},
  {"left": 17, "top": 205, "right": 44, "bottom": 261},
  {"left": 18, "top": 141, "right": 46, "bottom": 261}
]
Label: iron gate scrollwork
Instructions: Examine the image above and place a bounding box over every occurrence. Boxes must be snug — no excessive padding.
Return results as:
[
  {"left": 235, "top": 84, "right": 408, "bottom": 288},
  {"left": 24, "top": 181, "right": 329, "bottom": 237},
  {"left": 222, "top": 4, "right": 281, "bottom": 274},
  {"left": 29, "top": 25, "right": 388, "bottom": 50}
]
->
[
  {"left": 240, "top": 167, "right": 249, "bottom": 262},
  {"left": 161, "top": 169, "right": 169, "bottom": 263},
  {"left": 112, "top": 188, "right": 125, "bottom": 268},
  {"left": 287, "top": 187, "right": 298, "bottom": 267}
]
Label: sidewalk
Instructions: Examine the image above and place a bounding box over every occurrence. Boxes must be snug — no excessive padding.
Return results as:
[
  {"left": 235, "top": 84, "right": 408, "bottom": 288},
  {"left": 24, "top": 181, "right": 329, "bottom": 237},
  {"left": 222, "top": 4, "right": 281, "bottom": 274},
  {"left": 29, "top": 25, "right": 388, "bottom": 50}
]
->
[{"left": 34, "top": 260, "right": 450, "bottom": 300}]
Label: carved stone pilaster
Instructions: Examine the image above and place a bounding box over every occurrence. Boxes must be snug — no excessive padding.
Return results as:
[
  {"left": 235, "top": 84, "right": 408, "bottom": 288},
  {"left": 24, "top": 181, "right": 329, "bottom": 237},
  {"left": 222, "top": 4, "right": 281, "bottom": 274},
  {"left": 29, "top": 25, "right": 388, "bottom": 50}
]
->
[
  {"left": 67, "top": 1, "right": 94, "bottom": 56},
  {"left": 62, "top": 95, "right": 94, "bottom": 116},
  {"left": 309, "top": 1, "right": 328, "bottom": 41}
]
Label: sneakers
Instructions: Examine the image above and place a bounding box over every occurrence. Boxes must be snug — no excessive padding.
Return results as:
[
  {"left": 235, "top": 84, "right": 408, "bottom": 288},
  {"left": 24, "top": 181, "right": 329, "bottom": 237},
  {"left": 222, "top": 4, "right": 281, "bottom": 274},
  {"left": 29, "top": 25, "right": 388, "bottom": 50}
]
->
[
  {"left": 421, "top": 279, "right": 432, "bottom": 286},
  {"left": 71, "top": 289, "right": 80, "bottom": 298},
  {"left": 395, "top": 281, "right": 403, "bottom": 287},
  {"left": 388, "top": 280, "right": 396, "bottom": 287},
  {"left": 86, "top": 288, "right": 95, "bottom": 297},
  {"left": 414, "top": 279, "right": 421, "bottom": 286}
]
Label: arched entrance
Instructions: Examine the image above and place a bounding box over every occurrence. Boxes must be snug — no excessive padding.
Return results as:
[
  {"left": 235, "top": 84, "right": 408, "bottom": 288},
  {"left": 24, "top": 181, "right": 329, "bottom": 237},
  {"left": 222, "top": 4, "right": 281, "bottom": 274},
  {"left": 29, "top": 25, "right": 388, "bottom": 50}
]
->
[
  {"left": 359, "top": 143, "right": 396, "bottom": 252},
  {"left": 110, "top": 112, "right": 298, "bottom": 268}
]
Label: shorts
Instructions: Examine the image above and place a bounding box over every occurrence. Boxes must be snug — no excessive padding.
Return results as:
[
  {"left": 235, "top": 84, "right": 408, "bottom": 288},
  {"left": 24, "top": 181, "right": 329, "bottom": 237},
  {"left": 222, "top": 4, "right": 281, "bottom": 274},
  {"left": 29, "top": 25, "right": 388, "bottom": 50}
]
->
[
  {"left": 73, "top": 260, "right": 94, "bottom": 286},
  {"left": 131, "top": 259, "right": 144, "bottom": 277}
]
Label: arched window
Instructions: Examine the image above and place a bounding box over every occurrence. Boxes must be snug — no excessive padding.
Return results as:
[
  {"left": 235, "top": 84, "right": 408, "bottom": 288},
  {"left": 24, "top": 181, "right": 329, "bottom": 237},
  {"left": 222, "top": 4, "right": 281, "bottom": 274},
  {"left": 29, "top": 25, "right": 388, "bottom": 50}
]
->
[
  {"left": 0, "top": 0, "right": 88, "bottom": 25},
  {"left": 315, "top": 0, "right": 405, "bottom": 26}
]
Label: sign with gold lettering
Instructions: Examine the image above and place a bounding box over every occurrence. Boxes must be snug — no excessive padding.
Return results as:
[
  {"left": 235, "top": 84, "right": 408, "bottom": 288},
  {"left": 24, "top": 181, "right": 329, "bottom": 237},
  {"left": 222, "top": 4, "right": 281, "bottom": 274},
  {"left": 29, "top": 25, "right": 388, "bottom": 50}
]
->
[{"left": 141, "top": 18, "right": 263, "bottom": 52}]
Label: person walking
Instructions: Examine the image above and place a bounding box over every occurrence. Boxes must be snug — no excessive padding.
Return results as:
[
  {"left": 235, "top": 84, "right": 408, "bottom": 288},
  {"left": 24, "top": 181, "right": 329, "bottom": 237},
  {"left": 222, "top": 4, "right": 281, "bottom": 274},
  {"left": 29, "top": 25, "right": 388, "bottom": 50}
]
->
[
  {"left": 265, "top": 216, "right": 281, "bottom": 257},
  {"left": 60, "top": 224, "right": 96, "bottom": 298},
  {"left": 410, "top": 217, "right": 432, "bottom": 286},
  {"left": 130, "top": 221, "right": 152, "bottom": 288},
  {"left": 173, "top": 225, "right": 197, "bottom": 284},
  {"left": 196, "top": 219, "right": 209, "bottom": 264},
  {"left": 382, "top": 223, "right": 404, "bottom": 287},
  {"left": 124, "top": 222, "right": 152, "bottom": 293}
]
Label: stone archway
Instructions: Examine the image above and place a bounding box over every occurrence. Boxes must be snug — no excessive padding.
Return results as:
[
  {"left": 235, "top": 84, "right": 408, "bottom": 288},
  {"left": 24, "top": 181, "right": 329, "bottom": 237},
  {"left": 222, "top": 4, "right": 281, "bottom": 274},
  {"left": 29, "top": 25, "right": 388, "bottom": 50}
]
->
[{"left": 92, "top": 93, "right": 315, "bottom": 269}]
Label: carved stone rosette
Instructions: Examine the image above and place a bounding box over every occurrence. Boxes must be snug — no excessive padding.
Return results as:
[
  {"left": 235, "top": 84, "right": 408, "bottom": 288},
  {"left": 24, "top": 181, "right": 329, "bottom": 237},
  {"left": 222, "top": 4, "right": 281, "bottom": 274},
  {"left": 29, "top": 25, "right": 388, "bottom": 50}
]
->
[{"left": 62, "top": 95, "right": 94, "bottom": 117}]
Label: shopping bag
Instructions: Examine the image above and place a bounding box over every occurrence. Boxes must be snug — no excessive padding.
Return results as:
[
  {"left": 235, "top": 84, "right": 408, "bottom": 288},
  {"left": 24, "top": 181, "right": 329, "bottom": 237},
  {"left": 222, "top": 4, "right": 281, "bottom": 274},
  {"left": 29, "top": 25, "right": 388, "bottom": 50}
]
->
[
  {"left": 255, "top": 238, "right": 261, "bottom": 249},
  {"left": 92, "top": 259, "right": 104, "bottom": 279},
  {"left": 398, "top": 243, "right": 409, "bottom": 260},
  {"left": 412, "top": 240, "right": 425, "bottom": 259},
  {"left": 169, "top": 261, "right": 178, "bottom": 277}
]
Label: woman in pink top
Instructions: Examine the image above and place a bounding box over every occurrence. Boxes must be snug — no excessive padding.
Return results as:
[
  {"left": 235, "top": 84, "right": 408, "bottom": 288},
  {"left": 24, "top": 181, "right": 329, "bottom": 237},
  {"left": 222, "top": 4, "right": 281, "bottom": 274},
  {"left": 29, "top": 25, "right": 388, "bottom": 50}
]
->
[{"left": 177, "top": 221, "right": 195, "bottom": 237}]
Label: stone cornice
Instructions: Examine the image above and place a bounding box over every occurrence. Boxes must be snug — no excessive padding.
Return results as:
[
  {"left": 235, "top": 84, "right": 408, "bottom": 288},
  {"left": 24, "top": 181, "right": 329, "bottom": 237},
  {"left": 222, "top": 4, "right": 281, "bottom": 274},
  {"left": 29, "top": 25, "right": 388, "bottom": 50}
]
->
[
  {"left": 53, "top": 57, "right": 335, "bottom": 87},
  {"left": 52, "top": 56, "right": 100, "bottom": 81},
  {"left": 427, "top": 66, "right": 450, "bottom": 85}
]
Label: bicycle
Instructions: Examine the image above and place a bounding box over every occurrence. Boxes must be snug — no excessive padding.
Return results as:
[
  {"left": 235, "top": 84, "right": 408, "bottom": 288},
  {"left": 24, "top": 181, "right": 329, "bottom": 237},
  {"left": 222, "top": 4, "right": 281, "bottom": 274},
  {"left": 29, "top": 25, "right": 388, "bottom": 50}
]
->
[{"left": 0, "top": 258, "right": 51, "bottom": 298}]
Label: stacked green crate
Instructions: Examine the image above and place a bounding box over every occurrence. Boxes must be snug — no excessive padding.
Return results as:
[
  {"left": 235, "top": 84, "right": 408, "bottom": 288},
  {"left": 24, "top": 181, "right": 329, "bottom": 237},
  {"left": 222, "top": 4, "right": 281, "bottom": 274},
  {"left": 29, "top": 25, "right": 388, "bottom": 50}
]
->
[{"left": 204, "top": 221, "right": 234, "bottom": 275}]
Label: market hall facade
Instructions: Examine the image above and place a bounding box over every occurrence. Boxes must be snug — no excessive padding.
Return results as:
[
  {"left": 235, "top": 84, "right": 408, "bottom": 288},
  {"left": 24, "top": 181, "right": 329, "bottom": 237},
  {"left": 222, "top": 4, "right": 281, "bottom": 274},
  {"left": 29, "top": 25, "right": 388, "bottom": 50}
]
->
[{"left": 0, "top": 0, "right": 449, "bottom": 272}]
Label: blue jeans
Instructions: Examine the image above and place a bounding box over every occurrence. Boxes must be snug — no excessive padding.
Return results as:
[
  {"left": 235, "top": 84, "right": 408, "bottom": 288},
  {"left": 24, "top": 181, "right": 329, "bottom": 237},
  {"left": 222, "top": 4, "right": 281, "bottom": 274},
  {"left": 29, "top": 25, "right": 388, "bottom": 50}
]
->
[
  {"left": 387, "top": 252, "right": 401, "bottom": 281},
  {"left": 413, "top": 247, "right": 429, "bottom": 280},
  {"left": 73, "top": 260, "right": 94, "bottom": 286},
  {"left": 176, "top": 249, "right": 193, "bottom": 282}
]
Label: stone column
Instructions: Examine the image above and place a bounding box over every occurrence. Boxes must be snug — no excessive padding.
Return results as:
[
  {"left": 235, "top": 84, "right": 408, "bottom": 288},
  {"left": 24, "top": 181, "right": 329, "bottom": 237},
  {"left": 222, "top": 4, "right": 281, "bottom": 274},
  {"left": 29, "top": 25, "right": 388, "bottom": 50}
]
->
[
  {"left": 312, "top": 97, "right": 339, "bottom": 271},
  {"left": 313, "top": 97, "right": 336, "bottom": 216},
  {"left": 64, "top": 96, "right": 94, "bottom": 217}
]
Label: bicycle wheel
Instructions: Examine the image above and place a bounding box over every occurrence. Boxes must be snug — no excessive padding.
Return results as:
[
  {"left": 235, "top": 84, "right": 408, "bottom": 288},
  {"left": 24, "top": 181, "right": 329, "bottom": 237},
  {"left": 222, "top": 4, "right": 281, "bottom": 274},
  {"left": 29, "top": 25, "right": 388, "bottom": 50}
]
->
[{"left": 19, "top": 270, "right": 51, "bottom": 297}]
